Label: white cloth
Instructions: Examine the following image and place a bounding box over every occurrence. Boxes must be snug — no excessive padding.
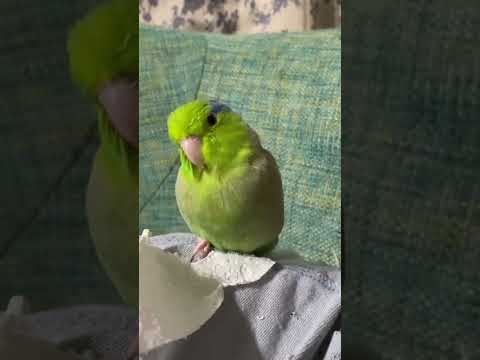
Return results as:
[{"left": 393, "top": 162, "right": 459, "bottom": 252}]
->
[
  {"left": 323, "top": 331, "right": 341, "bottom": 360},
  {"left": 142, "top": 233, "right": 341, "bottom": 360},
  {"left": 139, "top": 229, "right": 276, "bottom": 353}
]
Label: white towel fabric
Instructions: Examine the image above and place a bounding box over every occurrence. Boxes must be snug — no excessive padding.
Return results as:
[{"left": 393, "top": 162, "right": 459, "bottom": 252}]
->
[
  {"left": 140, "top": 229, "right": 276, "bottom": 353},
  {"left": 142, "top": 233, "right": 341, "bottom": 360}
]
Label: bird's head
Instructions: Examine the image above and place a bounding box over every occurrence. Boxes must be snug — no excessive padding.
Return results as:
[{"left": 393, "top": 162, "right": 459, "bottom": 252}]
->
[{"left": 167, "top": 100, "right": 255, "bottom": 178}]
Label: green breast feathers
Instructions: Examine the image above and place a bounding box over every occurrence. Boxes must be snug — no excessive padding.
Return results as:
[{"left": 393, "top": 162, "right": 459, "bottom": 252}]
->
[{"left": 168, "top": 100, "right": 284, "bottom": 256}]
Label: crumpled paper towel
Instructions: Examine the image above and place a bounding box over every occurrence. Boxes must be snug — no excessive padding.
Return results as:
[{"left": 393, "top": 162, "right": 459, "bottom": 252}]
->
[
  {"left": 190, "top": 250, "right": 275, "bottom": 287},
  {"left": 139, "top": 230, "right": 276, "bottom": 354}
]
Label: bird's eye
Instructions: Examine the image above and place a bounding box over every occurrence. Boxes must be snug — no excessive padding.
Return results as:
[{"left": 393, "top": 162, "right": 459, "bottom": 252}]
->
[{"left": 207, "top": 114, "right": 217, "bottom": 126}]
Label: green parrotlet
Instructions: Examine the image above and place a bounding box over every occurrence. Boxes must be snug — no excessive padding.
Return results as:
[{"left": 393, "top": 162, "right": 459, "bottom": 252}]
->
[
  {"left": 168, "top": 100, "right": 284, "bottom": 260},
  {"left": 67, "top": 0, "right": 138, "bottom": 307}
]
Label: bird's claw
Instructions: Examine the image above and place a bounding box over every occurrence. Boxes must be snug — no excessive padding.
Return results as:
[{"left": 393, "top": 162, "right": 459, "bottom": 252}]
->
[{"left": 191, "top": 239, "right": 211, "bottom": 262}]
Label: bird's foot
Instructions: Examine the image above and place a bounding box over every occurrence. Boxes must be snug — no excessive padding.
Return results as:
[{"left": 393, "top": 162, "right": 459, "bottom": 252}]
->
[{"left": 191, "top": 238, "right": 211, "bottom": 262}]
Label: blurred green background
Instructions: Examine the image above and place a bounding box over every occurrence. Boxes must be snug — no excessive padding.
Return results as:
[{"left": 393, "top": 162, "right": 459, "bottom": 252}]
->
[{"left": 0, "top": 0, "right": 121, "bottom": 311}]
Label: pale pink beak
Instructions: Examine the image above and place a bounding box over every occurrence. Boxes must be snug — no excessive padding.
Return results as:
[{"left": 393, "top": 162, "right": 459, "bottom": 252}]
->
[
  {"left": 98, "top": 79, "right": 139, "bottom": 148},
  {"left": 180, "top": 136, "right": 203, "bottom": 168}
]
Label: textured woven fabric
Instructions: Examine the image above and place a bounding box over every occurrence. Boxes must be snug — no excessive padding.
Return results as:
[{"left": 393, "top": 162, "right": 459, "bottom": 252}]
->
[
  {"left": 1, "top": 305, "right": 137, "bottom": 359},
  {"left": 139, "top": 0, "right": 341, "bottom": 32},
  {"left": 139, "top": 27, "right": 341, "bottom": 265},
  {"left": 343, "top": 1, "right": 480, "bottom": 359},
  {"left": 143, "top": 233, "right": 340, "bottom": 360},
  {"left": 323, "top": 331, "right": 340, "bottom": 360}
]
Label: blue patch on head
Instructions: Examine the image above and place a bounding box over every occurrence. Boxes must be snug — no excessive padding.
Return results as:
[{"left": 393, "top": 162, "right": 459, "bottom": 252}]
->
[{"left": 209, "top": 101, "right": 231, "bottom": 115}]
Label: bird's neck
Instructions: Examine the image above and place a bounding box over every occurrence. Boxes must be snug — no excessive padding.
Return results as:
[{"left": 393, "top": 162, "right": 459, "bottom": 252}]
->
[{"left": 179, "top": 136, "right": 258, "bottom": 182}]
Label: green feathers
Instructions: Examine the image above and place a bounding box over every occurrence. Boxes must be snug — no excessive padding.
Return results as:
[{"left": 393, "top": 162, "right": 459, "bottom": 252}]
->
[
  {"left": 67, "top": 0, "right": 138, "bottom": 98},
  {"left": 168, "top": 100, "right": 254, "bottom": 180},
  {"left": 67, "top": 0, "right": 138, "bottom": 188},
  {"left": 168, "top": 100, "right": 284, "bottom": 255},
  {"left": 96, "top": 109, "right": 138, "bottom": 188},
  {"left": 67, "top": 0, "right": 138, "bottom": 306}
]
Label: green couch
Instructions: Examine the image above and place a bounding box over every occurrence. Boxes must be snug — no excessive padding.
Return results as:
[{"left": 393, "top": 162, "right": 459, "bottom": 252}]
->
[{"left": 139, "top": 26, "right": 341, "bottom": 265}]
